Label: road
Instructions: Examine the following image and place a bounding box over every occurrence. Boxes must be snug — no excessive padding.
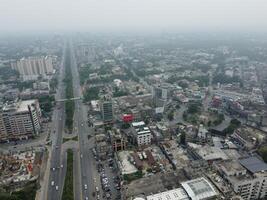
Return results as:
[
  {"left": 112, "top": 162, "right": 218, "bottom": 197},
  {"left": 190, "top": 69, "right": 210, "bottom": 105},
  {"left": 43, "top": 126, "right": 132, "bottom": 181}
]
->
[
  {"left": 46, "top": 43, "right": 68, "bottom": 200},
  {"left": 69, "top": 41, "right": 97, "bottom": 200}
]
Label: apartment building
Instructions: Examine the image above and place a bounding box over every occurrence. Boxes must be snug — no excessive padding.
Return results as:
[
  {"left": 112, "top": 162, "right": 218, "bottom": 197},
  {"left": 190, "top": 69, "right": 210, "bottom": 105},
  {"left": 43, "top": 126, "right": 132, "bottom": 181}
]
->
[
  {"left": 215, "top": 156, "right": 267, "bottom": 200},
  {"left": 101, "top": 100, "right": 113, "bottom": 123},
  {"left": 132, "top": 121, "right": 152, "bottom": 146},
  {"left": 11, "top": 56, "right": 53, "bottom": 80},
  {"left": 0, "top": 99, "right": 41, "bottom": 141}
]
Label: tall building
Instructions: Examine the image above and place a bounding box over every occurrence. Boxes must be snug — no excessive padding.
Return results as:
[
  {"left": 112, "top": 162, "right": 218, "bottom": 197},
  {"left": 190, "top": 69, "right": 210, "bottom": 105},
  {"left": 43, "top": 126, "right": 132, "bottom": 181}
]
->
[
  {"left": 152, "top": 85, "right": 169, "bottom": 107},
  {"left": 0, "top": 99, "right": 41, "bottom": 141},
  {"left": 101, "top": 100, "right": 113, "bottom": 123},
  {"left": 132, "top": 121, "right": 152, "bottom": 146},
  {"left": 11, "top": 56, "right": 54, "bottom": 80}
]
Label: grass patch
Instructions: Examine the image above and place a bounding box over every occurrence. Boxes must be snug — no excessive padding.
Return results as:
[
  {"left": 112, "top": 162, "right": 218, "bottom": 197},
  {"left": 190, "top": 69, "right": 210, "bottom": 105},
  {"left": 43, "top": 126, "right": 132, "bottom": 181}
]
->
[
  {"left": 64, "top": 46, "right": 75, "bottom": 132},
  {"left": 62, "top": 149, "right": 74, "bottom": 200},
  {"left": 123, "top": 170, "right": 143, "bottom": 183},
  {"left": 0, "top": 181, "right": 37, "bottom": 200}
]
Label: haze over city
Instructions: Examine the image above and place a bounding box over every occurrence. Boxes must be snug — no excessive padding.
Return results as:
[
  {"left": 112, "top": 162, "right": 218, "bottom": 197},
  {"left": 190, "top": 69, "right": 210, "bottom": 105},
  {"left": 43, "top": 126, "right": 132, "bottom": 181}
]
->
[
  {"left": 1, "top": 1, "right": 267, "bottom": 200},
  {"left": 1, "top": 0, "right": 267, "bottom": 32}
]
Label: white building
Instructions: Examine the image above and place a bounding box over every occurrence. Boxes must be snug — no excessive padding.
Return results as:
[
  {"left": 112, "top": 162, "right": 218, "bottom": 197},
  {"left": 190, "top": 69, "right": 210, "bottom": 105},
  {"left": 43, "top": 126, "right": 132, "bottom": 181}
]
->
[
  {"left": 0, "top": 99, "right": 41, "bottom": 141},
  {"left": 134, "top": 177, "right": 217, "bottom": 200},
  {"left": 132, "top": 121, "right": 152, "bottom": 146},
  {"left": 11, "top": 56, "right": 54, "bottom": 80},
  {"left": 215, "top": 157, "right": 267, "bottom": 200},
  {"left": 181, "top": 177, "right": 218, "bottom": 200}
]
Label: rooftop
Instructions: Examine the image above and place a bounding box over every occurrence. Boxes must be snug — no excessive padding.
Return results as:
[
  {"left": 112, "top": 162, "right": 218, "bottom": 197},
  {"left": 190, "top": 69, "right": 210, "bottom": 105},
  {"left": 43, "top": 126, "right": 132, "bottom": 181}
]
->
[
  {"left": 181, "top": 177, "right": 217, "bottom": 200},
  {"left": 239, "top": 156, "right": 267, "bottom": 173},
  {"left": 147, "top": 188, "right": 189, "bottom": 200}
]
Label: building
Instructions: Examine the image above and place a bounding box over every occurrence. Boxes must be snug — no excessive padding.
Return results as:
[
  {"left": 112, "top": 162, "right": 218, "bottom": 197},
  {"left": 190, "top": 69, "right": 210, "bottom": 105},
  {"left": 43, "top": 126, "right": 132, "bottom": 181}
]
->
[
  {"left": 111, "top": 133, "right": 127, "bottom": 152},
  {"left": 0, "top": 100, "right": 41, "bottom": 141},
  {"left": 152, "top": 85, "right": 169, "bottom": 107},
  {"left": 11, "top": 56, "right": 54, "bottom": 80},
  {"left": 181, "top": 177, "right": 218, "bottom": 200},
  {"left": 134, "top": 177, "right": 217, "bottom": 200},
  {"left": 101, "top": 100, "right": 113, "bottom": 123},
  {"left": 146, "top": 188, "right": 189, "bottom": 200},
  {"left": 132, "top": 121, "right": 152, "bottom": 146},
  {"left": 215, "top": 157, "right": 267, "bottom": 200}
]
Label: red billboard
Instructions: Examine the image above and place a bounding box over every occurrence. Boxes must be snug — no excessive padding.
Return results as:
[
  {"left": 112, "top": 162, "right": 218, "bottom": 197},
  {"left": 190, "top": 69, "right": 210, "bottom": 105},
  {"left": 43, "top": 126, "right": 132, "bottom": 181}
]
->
[{"left": 123, "top": 114, "right": 133, "bottom": 123}]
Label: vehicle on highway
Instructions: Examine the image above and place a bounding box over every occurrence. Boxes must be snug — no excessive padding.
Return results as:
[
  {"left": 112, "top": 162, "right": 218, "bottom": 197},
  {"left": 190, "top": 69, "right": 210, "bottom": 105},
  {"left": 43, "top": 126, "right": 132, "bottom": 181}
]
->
[
  {"left": 55, "top": 145, "right": 59, "bottom": 149},
  {"left": 84, "top": 184, "right": 87, "bottom": 190},
  {"left": 55, "top": 185, "right": 59, "bottom": 191},
  {"left": 85, "top": 197, "right": 89, "bottom": 200},
  {"left": 52, "top": 167, "right": 55, "bottom": 171},
  {"left": 60, "top": 164, "right": 63, "bottom": 168},
  {"left": 51, "top": 181, "right": 54, "bottom": 186}
]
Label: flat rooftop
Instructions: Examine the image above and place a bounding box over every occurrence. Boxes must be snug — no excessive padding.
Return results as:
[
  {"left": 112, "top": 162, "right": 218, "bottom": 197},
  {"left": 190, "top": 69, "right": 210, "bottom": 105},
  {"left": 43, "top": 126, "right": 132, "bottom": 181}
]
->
[
  {"left": 239, "top": 156, "right": 267, "bottom": 173},
  {"left": 147, "top": 188, "right": 189, "bottom": 200},
  {"left": 3, "top": 99, "right": 36, "bottom": 113}
]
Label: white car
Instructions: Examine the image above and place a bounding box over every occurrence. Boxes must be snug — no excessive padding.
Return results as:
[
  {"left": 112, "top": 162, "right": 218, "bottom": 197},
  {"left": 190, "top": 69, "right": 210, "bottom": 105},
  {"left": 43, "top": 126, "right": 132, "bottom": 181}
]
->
[
  {"left": 60, "top": 164, "right": 63, "bottom": 168},
  {"left": 84, "top": 184, "right": 87, "bottom": 190},
  {"left": 51, "top": 181, "right": 54, "bottom": 186},
  {"left": 55, "top": 185, "right": 59, "bottom": 191}
]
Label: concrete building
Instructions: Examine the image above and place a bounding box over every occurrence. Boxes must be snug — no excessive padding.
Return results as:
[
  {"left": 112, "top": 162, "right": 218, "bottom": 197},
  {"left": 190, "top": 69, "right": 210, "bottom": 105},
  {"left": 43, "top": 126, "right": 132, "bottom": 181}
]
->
[
  {"left": 11, "top": 56, "right": 53, "bottom": 80},
  {"left": 111, "top": 133, "right": 127, "bottom": 152},
  {"left": 135, "top": 177, "right": 217, "bottom": 200},
  {"left": 0, "top": 100, "right": 41, "bottom": 141},
  {"left": 181, "top": 177, "right": 218, "bottom": 200},
  {"left": 152, "top": 85, "right": 169, "bottom": 107},
  {"left": 215, "top": 157, "right": 267, "bottom": 200},
  {"left": 132, "top": 121, "right": 152, "bottom": 146},
  {"left": 101, "top": 100, "right": 113, "bottom": 123}
]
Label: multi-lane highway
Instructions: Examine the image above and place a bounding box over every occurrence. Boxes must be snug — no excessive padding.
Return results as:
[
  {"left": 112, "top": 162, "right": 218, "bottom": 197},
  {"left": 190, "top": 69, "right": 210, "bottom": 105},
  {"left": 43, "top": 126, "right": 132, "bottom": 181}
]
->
[
  {"left": 46, "top": 44, "right": 68, "bottom": 200},
  {"left": 69, "top": 41, "right": 96, "bottom": 200},
  {"left": 46, "top": 39, "right": 97, "bottom": 200}
]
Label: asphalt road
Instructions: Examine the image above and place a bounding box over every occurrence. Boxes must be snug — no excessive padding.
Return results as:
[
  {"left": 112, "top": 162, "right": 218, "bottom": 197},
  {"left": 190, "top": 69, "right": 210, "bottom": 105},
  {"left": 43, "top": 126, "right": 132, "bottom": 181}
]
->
[
  {"left": 69, "top": 40, "right": 97, "bottom": 200},
  {"left": 47, "top": 43, "right": 68, "bottom": 200}
]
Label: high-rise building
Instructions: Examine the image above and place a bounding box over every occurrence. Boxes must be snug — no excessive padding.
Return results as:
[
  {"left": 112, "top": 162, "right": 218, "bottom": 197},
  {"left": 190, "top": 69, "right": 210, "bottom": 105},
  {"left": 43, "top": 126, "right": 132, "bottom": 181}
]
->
[
  {"left": 11, "top": 56, "right": 54, "bottom": 80},
  {"left": 101, "top": 100, "right": 113, "bottom": 123},
  {"left": 0, "top": 99, "right": 41, "bottom": 141},
  {"left": 132, "top": 121, "right": 152, "bottom": 146},
  {"left": 152, "top": 85, "right": 169, "bottom": 107}
]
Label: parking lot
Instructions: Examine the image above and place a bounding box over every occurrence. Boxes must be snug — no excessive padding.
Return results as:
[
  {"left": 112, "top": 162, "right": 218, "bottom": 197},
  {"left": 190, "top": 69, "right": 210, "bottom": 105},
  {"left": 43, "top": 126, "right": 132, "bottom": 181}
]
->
[{"left": 92, "top": 148, "right": 122, "bottom": 200}]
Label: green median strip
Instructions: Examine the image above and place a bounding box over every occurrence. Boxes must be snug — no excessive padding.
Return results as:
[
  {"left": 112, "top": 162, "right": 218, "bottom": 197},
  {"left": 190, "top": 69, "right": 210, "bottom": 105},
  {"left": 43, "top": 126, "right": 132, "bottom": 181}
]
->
[
  {"left": 63, "top": 136, "right": 78, "bottom": 143},
  {"left": 62, "top": 149, "right": 74, "bottom": 200}
]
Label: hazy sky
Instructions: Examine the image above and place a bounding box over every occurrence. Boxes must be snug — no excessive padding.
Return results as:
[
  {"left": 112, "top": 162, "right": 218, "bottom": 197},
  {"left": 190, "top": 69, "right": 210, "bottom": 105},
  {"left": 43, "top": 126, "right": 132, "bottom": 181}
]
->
[{"left": 1, "top": 0, "right": 267, "bottom": 32}]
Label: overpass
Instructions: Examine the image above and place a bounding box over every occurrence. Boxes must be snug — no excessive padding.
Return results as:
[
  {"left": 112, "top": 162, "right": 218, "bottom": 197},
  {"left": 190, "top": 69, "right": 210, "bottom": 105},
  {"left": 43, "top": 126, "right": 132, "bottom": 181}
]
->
[{"left": 56, "top": 96, "right": 82, "bottom": 102}]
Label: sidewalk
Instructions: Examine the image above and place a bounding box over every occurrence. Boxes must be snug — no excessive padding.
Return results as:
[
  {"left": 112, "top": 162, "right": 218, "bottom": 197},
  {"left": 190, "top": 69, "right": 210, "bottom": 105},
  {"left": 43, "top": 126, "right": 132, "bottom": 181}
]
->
[{"left": 35, "top": 146, "right": 51, "bottom": 200}]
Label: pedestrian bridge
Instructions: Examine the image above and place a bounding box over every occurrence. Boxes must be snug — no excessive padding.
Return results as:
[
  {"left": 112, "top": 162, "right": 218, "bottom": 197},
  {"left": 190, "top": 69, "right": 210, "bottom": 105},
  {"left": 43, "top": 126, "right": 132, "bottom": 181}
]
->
[{"left": 56, "top": 96, "right": 82, "bottom": 102}]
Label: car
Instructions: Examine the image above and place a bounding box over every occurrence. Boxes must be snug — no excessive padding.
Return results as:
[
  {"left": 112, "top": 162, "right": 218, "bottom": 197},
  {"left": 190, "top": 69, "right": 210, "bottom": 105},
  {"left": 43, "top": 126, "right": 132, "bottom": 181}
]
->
[
  {"left": 84, "top": 184, "right": 87, "bottom": 190},
  {"left": 51, "top": 181, "right": 54, "bottom": 186},
  {"left": 55, "top": 145, "right": 59, "bottom": 149},
  {"left": 52, "top": 167, "right": 55, "bottom": 171},
  {"left": 60, "top": 164, "right": 63, "bottom": 168},
  {"left": 55, "top": 185, "right": 59, "bottom": 191},
  {"left": 80, "top": 154, "right": 83, "bottom": 158},
  {"left": 85, "top": 197, "right": 89, "bottom": 200}
]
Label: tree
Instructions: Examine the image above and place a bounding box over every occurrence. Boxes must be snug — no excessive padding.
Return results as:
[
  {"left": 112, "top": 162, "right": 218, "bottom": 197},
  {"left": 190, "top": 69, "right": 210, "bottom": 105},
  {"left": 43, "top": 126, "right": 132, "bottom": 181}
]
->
[
  {"left": 258, "top": 146, "right": 267, "bottom": 163},
  {"left": 180, "top": 132, "right": 186, "bottom": 145},
  {"left": 167, "top": 111, "right": 174, "bottom": 121},
  {"left": 188, "top": 103, "right": 200, "bottom": 114}
]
